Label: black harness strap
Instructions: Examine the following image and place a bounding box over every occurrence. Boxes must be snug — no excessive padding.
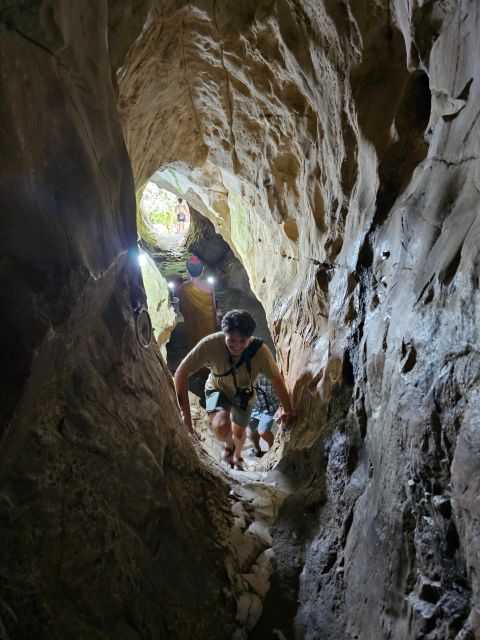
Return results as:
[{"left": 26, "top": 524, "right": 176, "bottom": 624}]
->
[
  {"left": 213, "top": 338, "right": 264, "bottom": 379},
  {"left": 212, "top": 338, "right": 264, "bottom": 409}
]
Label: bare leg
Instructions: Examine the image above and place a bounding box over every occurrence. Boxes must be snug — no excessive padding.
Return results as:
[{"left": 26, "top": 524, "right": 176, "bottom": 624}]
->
[
  {"left": 250, "top": 430, "right": 261, "bottom": 454},
  {"left": 209, "top": 410, "right": 233, "bottom": 450},
  {"left": 232, "top": 421, "right": 247, "bottom": 465},
  {"left": 259, "top": 430, "right": 274, "bottom": 450}
]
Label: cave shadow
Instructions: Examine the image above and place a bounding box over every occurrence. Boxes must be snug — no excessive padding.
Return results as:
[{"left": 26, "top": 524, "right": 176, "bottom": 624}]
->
[{"left": 251, "top": 370, "right": 357, "bottom": 639}]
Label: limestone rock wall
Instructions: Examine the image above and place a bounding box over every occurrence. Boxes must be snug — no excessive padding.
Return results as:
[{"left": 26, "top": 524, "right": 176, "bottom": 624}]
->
[
  {"left": 1, "top": 0, "right": 478, "bottom": 638},
  {"left": 119, "top": 1, "right": 480, "bottom": 638},
  {"left": 0, "top": 4, "right": 235, "bottom": 639},
  {"left": 140, "top": 253, "right": 177, "bottom": 356}
]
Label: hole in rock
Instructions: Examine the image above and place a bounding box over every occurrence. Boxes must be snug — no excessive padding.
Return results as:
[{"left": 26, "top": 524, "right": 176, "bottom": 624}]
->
[
  {"left": 140, "top": 180, "right": 191, "bottom": 242},
  {"left": 424, "top": 286, "right": 435, "bottom": 304},
  {"left": 401, "top": 342, "right": 418, "bottom": 373}
]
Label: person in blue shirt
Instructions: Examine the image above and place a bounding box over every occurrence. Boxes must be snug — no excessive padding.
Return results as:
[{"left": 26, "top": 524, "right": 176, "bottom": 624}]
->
[{"left": 248, "top": 375, "right": 280, "bottom": 457}]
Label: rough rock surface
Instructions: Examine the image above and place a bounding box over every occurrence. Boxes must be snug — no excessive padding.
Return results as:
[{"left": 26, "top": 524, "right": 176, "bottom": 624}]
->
[
  {"left": 0, "top": 5, "right": 235, "bottom": 639},
  {"left": 226, "top": 470, "right": 293, "bottom": 639},
  {"left": 1, "top": 1, "right": 479, "bottom": 639},
  {"left": 140, "top": 253, "right": 176, "bottom": 356},
  {"left": 119, "top": 1, "right": 480, "bottom": 638}
]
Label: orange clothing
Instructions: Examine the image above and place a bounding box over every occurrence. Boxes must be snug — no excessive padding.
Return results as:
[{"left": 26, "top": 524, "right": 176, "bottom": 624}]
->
[{"left": 178, "top": 281, "right": 217, "bottom": 350}]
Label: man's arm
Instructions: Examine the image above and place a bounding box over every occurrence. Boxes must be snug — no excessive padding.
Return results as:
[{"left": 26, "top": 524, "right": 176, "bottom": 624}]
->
[
  {"left": 173, "top": 336, "right": 212, "bottom": 435},
  {"left": 269, "top": 372, "right": 296, "bottom": 428},
  {"left": 174, "top": 363, "right": 195, "bottom": 435}
]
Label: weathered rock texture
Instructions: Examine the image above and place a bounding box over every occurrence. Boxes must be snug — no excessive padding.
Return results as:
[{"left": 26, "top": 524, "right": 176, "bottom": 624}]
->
[
  {"left": 119, "top": 1, "right": 480, "bottom": 638},
  {"left": 1, "top": 0, "right": 479, "bottom": 639},
  {"left": 0, "top": 5, "right": 235, "bottom": 639},
  {"left": 140, "top": 253, "right": 176, "bottom": 357}
]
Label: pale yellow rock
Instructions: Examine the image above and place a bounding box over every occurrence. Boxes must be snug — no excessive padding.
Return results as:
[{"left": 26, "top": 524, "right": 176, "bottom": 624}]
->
[{"left": 140, "top": 252, "right": 176, "bottom": 358}]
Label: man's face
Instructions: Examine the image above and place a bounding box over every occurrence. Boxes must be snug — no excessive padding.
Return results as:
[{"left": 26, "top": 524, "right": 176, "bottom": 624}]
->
[{"left": 225, "top": 330, "right": 250, "bottom": 356}]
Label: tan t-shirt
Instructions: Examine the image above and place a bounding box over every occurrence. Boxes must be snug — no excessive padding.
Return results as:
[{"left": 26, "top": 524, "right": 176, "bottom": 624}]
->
[{"left": 180, "top": 332, "right": 279, "bottom": 408}]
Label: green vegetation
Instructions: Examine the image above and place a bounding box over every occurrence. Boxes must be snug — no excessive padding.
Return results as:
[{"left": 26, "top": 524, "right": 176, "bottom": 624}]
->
[{"left": 140, "top": 182, "right": 178, "bottom": 232}]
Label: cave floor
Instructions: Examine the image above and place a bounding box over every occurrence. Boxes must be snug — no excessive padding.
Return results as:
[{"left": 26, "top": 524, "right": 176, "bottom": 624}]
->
[{"left": 220, "top": 465, "right": 295, "bottom": 637}]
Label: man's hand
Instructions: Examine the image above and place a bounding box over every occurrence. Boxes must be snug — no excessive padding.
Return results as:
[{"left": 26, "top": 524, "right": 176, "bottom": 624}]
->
[
  {"left": 274, "top": 407, "right": 296, "bottom": 430},
  {"left": 174, "top": 364, "right": 196, "bottom": 436},
  {"left": 183, "top": 415, "right": 199, "bottom": 440},
  {"left": 270, "top": 373, "right": 295, "bottom": 430}
]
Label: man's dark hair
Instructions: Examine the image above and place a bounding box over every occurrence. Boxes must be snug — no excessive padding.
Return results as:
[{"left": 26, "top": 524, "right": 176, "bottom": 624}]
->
[{"left": 221, "top": 309, "right": 256, "bottom": 337}]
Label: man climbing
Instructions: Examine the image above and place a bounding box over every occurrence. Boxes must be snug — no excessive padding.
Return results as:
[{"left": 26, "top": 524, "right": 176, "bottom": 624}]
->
[
  {"left": 248, "top": 375, "right": 279, "bottom": 457},
  {"left": 174, "top": 309, "right": 295, "bottom": 470},
  {"left": 178, "top": 255, "right": 218, "bottom": 352}
]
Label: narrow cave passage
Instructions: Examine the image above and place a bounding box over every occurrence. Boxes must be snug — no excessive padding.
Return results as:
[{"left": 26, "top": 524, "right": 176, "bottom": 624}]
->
[
  {"left": 137, "top": 185, "right": 287, "bottom": 474},
  {"left": 1, "top": 2, "right": 479, "bottom": 640},
  {"left": 136, "top": 181, "right": 304, "bottom": 636}
]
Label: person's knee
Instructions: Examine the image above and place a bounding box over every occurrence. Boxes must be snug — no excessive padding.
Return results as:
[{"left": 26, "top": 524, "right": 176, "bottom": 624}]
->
[
  {"left": 260, "top": 429, "right": 274, "bottom": 445},
  {"left": 210, "top": 409, "right": 228, "bottom": 426},
  {"left": 214, "top": 423, "right": 231, "bottom": 441},
  {"left": 211, "top": 412, "right": 231, "bottom": 440},
  {"left": 232, "top": 422, "right": 246, "bottom": 440}
]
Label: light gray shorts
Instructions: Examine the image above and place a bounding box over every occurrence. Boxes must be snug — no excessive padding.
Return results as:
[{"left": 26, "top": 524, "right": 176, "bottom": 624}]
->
[{"left": 249, "top": 409, "right": 275, "bottom": 433}]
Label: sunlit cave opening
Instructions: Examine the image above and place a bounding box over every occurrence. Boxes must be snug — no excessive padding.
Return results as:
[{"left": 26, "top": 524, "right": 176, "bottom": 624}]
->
[
  {"left": 140, "top": 181, "right": 191, "bottom": 237},
  {"left": 136, "top": 167, "right": 287, "bottom": 471}
]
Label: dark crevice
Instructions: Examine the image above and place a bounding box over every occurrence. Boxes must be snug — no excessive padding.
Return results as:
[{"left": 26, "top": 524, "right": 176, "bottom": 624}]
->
[
  {"left": 373, "top": 71, "right": 431, "bottom": 229},
  {"left": 439, "top": 245, "right": 462, "bottom": 286},
  {"left": 445, "top": 521, "right": 460, "bottom": 558},
  {"left": 342, "top": 349, "right": 355, "bottom": 387},
  {"left": 401, "top": 342, "right": 417, "bottom": 373},
  {"left": 415, "top": 273, "right": 436, "bottom": 305},
  {"left": 457, "top": 78, "right": 473, "bottom": 101}
]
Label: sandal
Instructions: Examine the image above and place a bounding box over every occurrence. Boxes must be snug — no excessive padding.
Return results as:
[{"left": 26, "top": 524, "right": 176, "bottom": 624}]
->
[
  {"left": 233, "top": 457, "right": 245, "bottom": 471},
  {"left": 248, "top": 448, "right": 264, "bottom": 458},
  {"left": 220, "top": 446, "right": 234, "bottom": 469}
]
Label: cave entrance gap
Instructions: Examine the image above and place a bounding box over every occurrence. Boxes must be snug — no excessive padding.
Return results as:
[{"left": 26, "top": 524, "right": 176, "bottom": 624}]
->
[
  {"left": 133, "top": 162, "right": 301, "bottom": 637},
  {"left": 136, "top": 168, "right": 284, "bottom": 472},
  {"left": 138, "top": 179, "right": 191, "bottom": 253}
]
